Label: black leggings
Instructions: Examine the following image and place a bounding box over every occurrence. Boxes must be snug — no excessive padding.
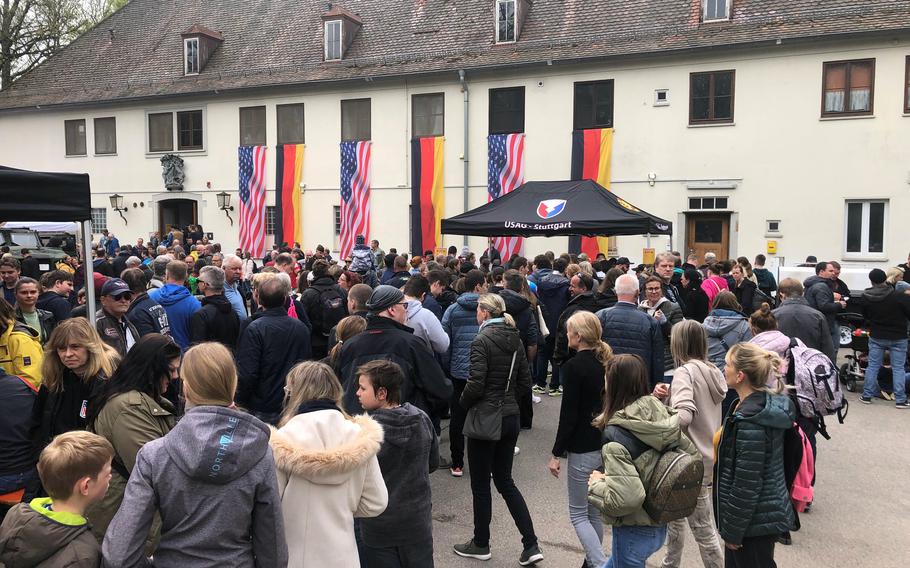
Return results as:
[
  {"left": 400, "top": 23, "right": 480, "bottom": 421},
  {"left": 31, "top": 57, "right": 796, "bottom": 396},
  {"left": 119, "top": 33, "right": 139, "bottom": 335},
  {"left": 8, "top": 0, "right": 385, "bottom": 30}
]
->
[{"left": 725, "top": 534, "right": 777, "bottom": 568}]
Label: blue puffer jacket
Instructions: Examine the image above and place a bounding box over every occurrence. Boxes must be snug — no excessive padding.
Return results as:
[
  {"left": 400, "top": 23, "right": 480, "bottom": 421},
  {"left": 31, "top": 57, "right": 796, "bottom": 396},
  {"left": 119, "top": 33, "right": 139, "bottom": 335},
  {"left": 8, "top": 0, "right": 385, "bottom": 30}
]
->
[
  {"left": 441, "top": 293, "right": 480, "bottom": 380},
  {"left": 595, "top": 302, "right": 664, "bottom": 386},
  {"left": 530, "top": 270, "right": 570, "bottom": 332}
]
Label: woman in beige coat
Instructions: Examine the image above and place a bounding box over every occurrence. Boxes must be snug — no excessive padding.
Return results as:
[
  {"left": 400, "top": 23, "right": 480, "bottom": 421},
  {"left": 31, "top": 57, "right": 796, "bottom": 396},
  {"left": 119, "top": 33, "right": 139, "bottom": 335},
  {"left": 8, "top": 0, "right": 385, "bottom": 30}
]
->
[
  {"left": 653, "top": 320, "right": 726, "bottom": 568},
  {"left": 270, "top": 361, "right": 387, "bottom": 568}
]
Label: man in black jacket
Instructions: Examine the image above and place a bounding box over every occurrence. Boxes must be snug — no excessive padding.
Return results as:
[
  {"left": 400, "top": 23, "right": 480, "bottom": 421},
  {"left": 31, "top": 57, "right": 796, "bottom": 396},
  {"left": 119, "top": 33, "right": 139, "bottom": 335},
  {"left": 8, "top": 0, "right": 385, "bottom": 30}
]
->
[
  {"left": 190, "top": 265, "right": 240, "bottom": 348},
  {"left": 122, "top": 268, "right": 170, "bottom": 337},
  {"left": 36, "top": 270, "right": 73, "bottom": 323},
  {"left": 772, "top": 278, "right": 834, "bottom": 358},
  {"left": 236, "top": 277, "right": 312, "bottom": 425},
  {"left": 338, "top": 285, "right": 452, "bottom": 416},
  {"left": 95, "top": 278, "right": 140, "bottom": 356},
  {"left": 18, "top": 249, "right": 41, "bottom": 279},
  {"left": 552, "top": 272, "right": 614, "bottom": 365},
  {"left": 859, "top": 268, "right": 910, "bottom": 408},
  {"left": 803, "top": 262, "right": 846, "bottom": 361}
]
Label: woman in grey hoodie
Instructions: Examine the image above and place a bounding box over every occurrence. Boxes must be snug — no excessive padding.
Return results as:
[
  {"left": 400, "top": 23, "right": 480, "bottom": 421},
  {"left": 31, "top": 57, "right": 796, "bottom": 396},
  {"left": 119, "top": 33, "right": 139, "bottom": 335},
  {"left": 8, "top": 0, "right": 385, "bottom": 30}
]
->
[
  {"left": 102, "top": 342, "right": 287, "bottom": 568},
  {"left": 702, "top": 291, "right": 752, "bottom": 418}
]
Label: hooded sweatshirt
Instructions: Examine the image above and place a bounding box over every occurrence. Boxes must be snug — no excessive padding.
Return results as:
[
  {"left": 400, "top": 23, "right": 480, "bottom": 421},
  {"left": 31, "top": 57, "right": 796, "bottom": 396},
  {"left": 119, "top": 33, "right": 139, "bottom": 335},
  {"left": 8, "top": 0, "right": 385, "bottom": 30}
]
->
[
  {"left": 0, "top": 497, "right": 99, "bottom": 568},
  {"left": 149, "top": 283, "right": 201, "bottom": 349},
  {"left": 361, "top": 403, "right": 438, "bottom": 548},
  {"left": 668, "top": 360, "right": 727, "bottom": 483},
  {"left": 703, "top": 308, "right": 752, "bottom": 371},
  {"left": 404, "top": 298, "right": 450, "bottom": 354},
  {"left": 102, "top": 406, "right": 287, "bottom": 568},
  {"left": 859, "top": 284, "right": 910, "bottom": 340},
  {"left": 749, "top": 330, "right": 792, "bottom": 389}
]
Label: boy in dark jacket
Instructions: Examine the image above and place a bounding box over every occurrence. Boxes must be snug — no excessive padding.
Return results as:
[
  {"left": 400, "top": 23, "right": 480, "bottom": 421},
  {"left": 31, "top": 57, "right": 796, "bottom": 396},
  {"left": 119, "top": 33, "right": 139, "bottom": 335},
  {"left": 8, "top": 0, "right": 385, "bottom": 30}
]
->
[
  {"left": 859, "top": 268, "right": 910, "bottom": 407},
  {"left": 0, "top": 430, "right": 113, "bottom": 568},
  {"left": 356, "top": 360, "right": 438, "bottom": 566}
]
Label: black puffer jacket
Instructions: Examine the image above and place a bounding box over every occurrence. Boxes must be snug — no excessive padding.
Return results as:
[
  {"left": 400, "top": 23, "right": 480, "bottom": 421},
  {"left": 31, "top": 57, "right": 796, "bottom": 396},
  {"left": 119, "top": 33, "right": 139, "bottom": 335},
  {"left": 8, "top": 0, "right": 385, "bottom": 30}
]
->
[
  {"left": 498, "top": 289, "right": 540, "bottom": 351},
  {"left": 190, "top": 294, "right": 241, "bottom": 348},
  {"left": 714, "top": 392, "right": 796, "bottom": 545},
  {"left": 461, "top": 320, "right": 531, "bottom": 418},
  {"left": 553, "top": 291, "right": 615, "bottom": 364}
]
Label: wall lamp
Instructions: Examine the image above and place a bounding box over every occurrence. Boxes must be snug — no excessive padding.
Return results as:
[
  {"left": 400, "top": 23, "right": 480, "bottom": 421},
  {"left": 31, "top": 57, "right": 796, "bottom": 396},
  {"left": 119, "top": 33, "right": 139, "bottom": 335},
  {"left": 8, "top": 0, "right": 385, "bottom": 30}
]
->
[
  {"left": 109, "top": 193, "right": 128, "bottom": 225},
  {"left": 216, "top": 191, "right": 234, "bottom": 226}
]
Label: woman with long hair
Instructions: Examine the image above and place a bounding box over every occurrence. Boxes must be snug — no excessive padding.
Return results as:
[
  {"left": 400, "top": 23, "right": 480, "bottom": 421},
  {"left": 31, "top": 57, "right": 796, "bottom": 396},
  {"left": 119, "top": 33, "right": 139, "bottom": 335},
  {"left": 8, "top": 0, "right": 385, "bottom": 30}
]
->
[
  {"left": 588, "top": 354, "right": 698, "bottom": 568},
  {"left": 455, "top": 294, "right": 543, "bottom": 565},
  {"left": 655, "top": 321, "right": 726, "bottom": 568},
  {"left": 548, "top": 311, "right": 612, "bottom": 568},
  {"left": 35, "top": 318, "right": 118, "bottom": 449},
  {"left": 103, "top": 342, "right": 287, "bottom": 567},
  {"left": 323, "top": 315, "right": 367, "bottom": 372},
  {"left": 731, "top": 264, "right": 757, "bottom": 314},
  {"left": 715, "top": 343, "right": 796, "bottom": 567},
  {"left": 270, "top": 361, "right": 386, "bottom": 567},
  {"left": 680, "top": 268, "right": 710, "bottom": 323},
  {"left": 0, "top": 297, "right": 43, "bottom": 389},
  {"left": 704, "top": 291, "right": 752, "bottom": 418},
  {"left": 86, "top": 333, "right": 180, "bottom": 541}
]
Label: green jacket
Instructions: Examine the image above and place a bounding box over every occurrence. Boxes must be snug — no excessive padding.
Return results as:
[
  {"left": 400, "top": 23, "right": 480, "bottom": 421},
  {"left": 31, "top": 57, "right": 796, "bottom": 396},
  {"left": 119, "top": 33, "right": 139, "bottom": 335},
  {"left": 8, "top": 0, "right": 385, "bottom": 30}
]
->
[
  {"left": 0, "top": 498, "right": 99, "bottom": 568},
  {"left": 714, "top": 392, "right": 796, "bottom": 545},
  {"left": 587, "top": 396, "right": 699, "bottom": 527}
]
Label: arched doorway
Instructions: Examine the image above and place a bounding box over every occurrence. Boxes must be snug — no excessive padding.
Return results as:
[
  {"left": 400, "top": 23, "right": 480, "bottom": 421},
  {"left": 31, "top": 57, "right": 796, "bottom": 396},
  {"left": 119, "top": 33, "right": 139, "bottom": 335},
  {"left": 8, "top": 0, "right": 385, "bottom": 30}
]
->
[{"left": 158, "top": 198, "right": 197, "bottom": 236}]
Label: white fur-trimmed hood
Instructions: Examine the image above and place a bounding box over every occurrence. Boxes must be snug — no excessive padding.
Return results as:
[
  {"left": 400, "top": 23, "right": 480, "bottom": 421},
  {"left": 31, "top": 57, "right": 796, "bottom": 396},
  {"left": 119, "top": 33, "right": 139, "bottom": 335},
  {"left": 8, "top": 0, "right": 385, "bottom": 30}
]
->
[{"left": 270, "top": 412, "right": 384, "bottom": 485}]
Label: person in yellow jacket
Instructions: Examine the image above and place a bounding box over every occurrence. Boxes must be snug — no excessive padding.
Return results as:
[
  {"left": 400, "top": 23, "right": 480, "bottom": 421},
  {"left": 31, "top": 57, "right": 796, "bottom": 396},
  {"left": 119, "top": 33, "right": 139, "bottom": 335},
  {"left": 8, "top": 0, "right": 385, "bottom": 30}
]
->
[{"left": 0, "top": 298, "right": 43, "bottom": 388}]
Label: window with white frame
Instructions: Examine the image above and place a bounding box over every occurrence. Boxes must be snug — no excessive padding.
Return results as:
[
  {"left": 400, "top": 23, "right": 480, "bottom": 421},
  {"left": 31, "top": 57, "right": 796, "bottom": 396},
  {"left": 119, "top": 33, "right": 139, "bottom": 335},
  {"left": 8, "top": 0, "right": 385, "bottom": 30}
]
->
[
  {"left": 325, "top": 20, "right": 342, "bottom": 60},
  {"left": 184, "top": 37, "right": 200, "bottom": 75},
  {"left": 91, "top": 208, "right": 108, "bottom": 233},
  {"left": 265, "top": 206, "right": 276, "bottom": 236},
  {"left": 333, "top": 206, "right": 341, "bottom": 251},
  {"left": 703, "top": 0, "right": 730, "bottom": 22},
  {"left": 844, "top": 200, "right": 886, "bottom": 256},
  {"left": 688, "top": 197, "right": 729, "bottom": 210},
  {"left": 496, "top": 0, "right": 516, "bottom": 43}
]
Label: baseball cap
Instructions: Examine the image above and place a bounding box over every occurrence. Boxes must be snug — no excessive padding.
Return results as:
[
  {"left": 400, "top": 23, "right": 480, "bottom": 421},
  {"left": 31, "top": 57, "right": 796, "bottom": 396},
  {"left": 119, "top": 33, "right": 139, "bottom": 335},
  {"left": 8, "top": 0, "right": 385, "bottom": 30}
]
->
[{"left": 101, "top": 278, "right": 131, "bottom": 297}]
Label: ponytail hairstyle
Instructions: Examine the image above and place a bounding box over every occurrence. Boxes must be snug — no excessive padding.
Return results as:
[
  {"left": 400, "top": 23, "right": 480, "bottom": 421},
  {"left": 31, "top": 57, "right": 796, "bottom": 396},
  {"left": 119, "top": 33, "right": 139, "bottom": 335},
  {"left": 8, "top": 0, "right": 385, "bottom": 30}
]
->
[
  {"left": 477, "top": 293, "right": 515, "bottom": 327},
  {"left": 749, "top": 303, "right": 778, "bottom": 334},
  {"left": 566, "top": 311, "right": 612, "bottom": 367},
  {"left": 592, "top": 354, "right": 650, "bottom": 430},
  {"left": 327, "top": 315, "right": 367, "bottom": 366},
  {"left": 724, "top": 343, "right": 785, "bottom": 394}
]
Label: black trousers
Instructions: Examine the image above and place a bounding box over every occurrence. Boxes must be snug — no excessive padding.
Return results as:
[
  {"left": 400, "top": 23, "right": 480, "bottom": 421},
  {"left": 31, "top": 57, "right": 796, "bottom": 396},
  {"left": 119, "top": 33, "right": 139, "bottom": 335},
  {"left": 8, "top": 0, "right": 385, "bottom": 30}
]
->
[
  {"left": 725, "top": 534, "right": 777, "bottom": 568},
  {"left": 467, "top": 415, "right": 537, "bottom": 549},
  {"left": 449, "top": 379, "right": 467, "bottom": 468}
]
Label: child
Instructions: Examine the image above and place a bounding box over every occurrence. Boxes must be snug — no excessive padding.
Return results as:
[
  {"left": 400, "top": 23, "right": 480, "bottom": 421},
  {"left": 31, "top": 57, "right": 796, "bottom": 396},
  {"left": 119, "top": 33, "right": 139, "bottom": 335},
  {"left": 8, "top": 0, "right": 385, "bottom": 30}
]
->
[
  {"left": 0, "top": 431, "right": 113, "bottom": 567},
  {"left": 356, "top": 360, "right": 439, "bottom": 567}
]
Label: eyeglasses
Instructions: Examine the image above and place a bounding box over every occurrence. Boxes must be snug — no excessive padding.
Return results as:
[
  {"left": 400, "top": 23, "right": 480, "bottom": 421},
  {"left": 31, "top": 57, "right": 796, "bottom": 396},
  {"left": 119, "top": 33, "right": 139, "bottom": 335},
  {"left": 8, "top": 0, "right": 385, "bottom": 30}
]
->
[{"left": 113, "top": 294, "right": 133, "bottom": 301}]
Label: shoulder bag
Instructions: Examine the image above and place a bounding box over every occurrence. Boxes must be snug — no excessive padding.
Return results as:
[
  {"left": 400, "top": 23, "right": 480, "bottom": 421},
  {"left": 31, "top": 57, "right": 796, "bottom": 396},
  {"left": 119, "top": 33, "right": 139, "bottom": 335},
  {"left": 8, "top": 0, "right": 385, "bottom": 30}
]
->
[{"left": 463, "top": 350, "right": 517, "bottom": 441}]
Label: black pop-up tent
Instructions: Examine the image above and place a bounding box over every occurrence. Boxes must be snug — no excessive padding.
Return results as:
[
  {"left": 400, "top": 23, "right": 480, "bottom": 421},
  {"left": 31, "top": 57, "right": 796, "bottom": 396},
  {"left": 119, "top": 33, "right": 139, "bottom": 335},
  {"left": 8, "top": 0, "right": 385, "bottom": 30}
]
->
[
  {"left": 0, "top": 165, "right": 96, "bottom": 320},
  {"left": 441, "top": 180, "right": 672, "bottom": 237}
]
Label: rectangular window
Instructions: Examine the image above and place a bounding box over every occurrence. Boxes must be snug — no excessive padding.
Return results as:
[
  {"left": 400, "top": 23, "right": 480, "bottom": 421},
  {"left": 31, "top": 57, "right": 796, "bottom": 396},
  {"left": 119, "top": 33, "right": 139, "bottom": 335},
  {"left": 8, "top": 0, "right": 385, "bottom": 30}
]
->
[
  {"left": 688, "top": 197, "right": 728, "bottom": 210},
  {"left": 177, "top": 110, "right": 204, "bottom": 150},
  {"left": 148, "top": 112, "right": 174, "bottom": 152},
  {"left": 265, "top": 206, "right": 277, "bottom": 236},
  {"left": 325, "top": 20, "right": 342, "bottom": 60},
  {"left": 91, "top": 208, "right": 108, "bottom": 232},
  {"left": 94, "top": 117, "right": 117, "bottom": 155},
  {"left": 64, "top": 119, "right": 86, "bottom": 156},
  {"left": 277, "top": 103, "right": 305, "bottom": 145},
  {"left": 184, "top": 38, "right": 200, "bottom": 75},
  {"left": 239, "top": 106, "right": 266, "bottom": 146},
  {"left": 844, "top": 200, "right": 887, "bottom": 256},
  {"left": 690, "top": 70, "right": 735, "bottom": 124},
  {"left": 573, "top": 80, "right": 614, "bottom": 130},
  {"left": 905, "top": 56, "right": 910, "bottom": 114},
  {"left": 496, "top": 0, "right": 516, "bottom": 43},
  {"left": 489, "top": 86, "right": 525, "bottom": 134},
  {"left": 412, "top": 93, "right": 445, "bottom": 137},
  {"left": 334, "top": 206, "right": 341, "bottom": 236},
  {"left": 703, "top": 0, "right": 729, "bottom": 21},
  {"left": 341, "top": 98, "right": 371, "bottom": 141},
  {"left": 823, "top": 59, "right": 874, "bottom": 116}
]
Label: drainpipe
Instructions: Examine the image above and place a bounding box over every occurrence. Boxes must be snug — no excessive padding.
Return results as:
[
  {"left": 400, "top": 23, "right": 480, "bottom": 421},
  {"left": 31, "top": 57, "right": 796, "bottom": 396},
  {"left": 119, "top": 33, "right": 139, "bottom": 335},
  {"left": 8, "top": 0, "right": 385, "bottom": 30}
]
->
[{"left": 458, "top": 69, "right": 469, "bottom": 246}]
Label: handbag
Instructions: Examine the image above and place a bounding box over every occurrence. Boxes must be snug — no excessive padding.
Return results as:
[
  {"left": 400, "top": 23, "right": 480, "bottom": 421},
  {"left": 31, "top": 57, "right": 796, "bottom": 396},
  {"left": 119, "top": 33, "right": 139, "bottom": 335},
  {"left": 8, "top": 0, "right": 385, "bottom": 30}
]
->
[{"left": 463, "top": 351, "right": 517, "bottom": 441}]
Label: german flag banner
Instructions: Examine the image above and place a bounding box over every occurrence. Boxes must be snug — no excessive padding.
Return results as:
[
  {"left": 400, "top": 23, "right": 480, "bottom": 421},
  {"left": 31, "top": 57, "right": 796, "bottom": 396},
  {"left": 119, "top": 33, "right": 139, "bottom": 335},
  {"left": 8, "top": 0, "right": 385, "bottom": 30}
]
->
[
  {"left": 410, "top": 136, "right": 445, "bottom": 255},
  {"left": 275, "top": 144, "right": 304, "bottom": 248},
  {"left": 569, "top": 128, "right": 613, "bottom": 258}
]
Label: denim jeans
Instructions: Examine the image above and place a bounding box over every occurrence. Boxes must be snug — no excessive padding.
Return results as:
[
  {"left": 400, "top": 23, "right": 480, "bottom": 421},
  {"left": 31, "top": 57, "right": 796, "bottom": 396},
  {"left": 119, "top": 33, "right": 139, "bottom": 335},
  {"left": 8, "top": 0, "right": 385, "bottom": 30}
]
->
[
  {"left": 661, "top": 484, "right": 723, "bottom": 568},
  {"left": 449, "top": 379, "right": 467, "bottom": 468},
  {"left": 467, "top": 414, "right": 538, "bottom": 548},
  {"left": 567, "top": 451, "right": 608, "bottom": 567},
  {"left": 534, "top": 336, "right": 561, "bottom": 389},
  {"left": 862, "top": 337, "right": 907, "bottom": 404},
  {"left": 604, "top": 524, "right": 667, "bottom": 568}
]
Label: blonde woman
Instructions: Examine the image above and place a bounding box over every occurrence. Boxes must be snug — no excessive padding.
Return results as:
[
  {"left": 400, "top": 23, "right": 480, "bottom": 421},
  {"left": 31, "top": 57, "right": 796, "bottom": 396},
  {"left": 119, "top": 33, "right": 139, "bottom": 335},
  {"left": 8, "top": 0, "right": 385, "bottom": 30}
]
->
[
  {"left": 35, "top": 318, "right": 117, "bottom": 449},
  {"left": 548, "top": 311, "right": 612, "bottom": 568},
  {"left": 0, "top": 297, "right": 43, "bottom": 390},
  {"left": 455, "top": 294, "right": 543, "bottom": 565},
  {"left": 104, "top": 342, "right": 287, "bottom": 567},
  {"left": 270, "top": 361, "right": 386, "bottom": 567},
  {"left": 654, "top": 320, "right": 726, "bottom": 568},
  {"left": 716, "top": 343, "right": 795, "bottom": 567},
  {"left": 885, "top": 266, "right": 910, "bottom": 293}
]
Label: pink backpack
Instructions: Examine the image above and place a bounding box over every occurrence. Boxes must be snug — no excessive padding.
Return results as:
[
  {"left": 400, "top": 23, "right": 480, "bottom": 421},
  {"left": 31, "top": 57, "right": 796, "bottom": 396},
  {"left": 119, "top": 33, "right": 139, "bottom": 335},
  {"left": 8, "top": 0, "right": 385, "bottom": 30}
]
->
[{"left": 789, "top": 423, "right": 815, "bottom": 513}]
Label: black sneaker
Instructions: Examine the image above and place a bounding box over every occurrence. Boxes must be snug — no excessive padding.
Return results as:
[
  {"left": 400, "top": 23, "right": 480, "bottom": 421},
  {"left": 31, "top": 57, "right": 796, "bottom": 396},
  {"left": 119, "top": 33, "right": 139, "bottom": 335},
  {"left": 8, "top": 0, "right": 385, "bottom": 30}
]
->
[
  {"left": 519, "top": 544, "right": 544, "bottom": 566},
  {"left": 453, "top": 540, "right": 491, "bottom": 561},
  {"left": 860, "top": 396, "right": 873, "bottom": 404},
  {"left": 896, "top": 401, "right": 910, "bottom": 409}
]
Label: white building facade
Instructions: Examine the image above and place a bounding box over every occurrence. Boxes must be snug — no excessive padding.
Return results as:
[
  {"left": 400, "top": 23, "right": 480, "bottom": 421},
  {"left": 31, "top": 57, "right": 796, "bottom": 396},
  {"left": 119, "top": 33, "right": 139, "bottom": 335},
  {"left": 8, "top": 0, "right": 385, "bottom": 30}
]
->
[{"left": 1, "top": 0, "right": 909, "bottom": 267}]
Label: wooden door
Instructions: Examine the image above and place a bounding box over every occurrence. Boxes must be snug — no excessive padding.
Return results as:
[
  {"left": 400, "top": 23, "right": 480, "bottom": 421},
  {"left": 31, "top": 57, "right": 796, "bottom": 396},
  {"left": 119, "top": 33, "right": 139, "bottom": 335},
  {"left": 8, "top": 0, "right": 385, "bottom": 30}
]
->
[
  {"left": 686, "top": 214, "right": 729, "bottom": 261},
  {"left": 158, "top": 199, "right": 198, "bottom": 236}
]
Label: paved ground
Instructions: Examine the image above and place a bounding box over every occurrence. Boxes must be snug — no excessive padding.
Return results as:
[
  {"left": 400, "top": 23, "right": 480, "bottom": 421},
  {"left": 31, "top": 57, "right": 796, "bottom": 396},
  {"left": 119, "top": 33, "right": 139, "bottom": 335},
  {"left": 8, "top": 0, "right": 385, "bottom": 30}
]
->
[{"left": 430, "top": 370, "right": 909, "bottom": 567}]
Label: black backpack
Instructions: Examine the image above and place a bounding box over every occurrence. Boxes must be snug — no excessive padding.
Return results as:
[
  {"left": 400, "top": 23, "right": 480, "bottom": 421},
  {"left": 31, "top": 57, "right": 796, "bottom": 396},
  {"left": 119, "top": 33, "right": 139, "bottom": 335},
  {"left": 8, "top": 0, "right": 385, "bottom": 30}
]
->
[{"left": 312, "top": 285, "right": 347, "bottom": 336}]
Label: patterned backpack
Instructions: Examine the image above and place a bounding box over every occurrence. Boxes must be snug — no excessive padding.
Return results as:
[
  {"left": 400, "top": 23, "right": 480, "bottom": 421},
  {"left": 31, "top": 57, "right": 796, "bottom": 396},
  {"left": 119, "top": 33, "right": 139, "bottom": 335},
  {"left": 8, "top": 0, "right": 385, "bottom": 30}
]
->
[{"left": 786, "top": 338, "right": 848, "bottom": 439}]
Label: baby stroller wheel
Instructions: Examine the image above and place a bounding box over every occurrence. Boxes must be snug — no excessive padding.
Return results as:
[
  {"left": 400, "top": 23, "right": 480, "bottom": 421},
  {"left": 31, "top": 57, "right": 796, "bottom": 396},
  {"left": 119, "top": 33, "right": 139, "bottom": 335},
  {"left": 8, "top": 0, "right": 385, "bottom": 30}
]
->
[{"left": 839, "top": 362, "right": 857, "bottom": 392}]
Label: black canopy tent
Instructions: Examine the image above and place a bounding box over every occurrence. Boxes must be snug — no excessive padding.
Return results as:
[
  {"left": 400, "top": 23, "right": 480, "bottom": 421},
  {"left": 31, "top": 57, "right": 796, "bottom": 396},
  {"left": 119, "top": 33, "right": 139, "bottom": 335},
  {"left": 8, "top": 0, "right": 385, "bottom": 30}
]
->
[
  {"left": 440, "top": 180, "right": 672, "bottom": 238},
  {"left": 0, "top": 165, "right": 96, "bottom": 321}
]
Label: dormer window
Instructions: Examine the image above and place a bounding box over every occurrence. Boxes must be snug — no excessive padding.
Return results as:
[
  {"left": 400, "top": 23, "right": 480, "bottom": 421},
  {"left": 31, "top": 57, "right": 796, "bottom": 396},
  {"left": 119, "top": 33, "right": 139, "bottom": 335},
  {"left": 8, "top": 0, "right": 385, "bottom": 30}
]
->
[
  {"left": 321, "top": 5, "right": 362, "bottom": 62},
  {"left": 184, "top": 38, "right": 199, "bottom": 75},
  {"left": 703, "top": 0, "right": 730, "bottom": 22},
  {"left": 325, "top": 20, "right": 342, "bottom": 61},
  {"left": 496, "top": 0, "right": 516, "bottom": 43}
]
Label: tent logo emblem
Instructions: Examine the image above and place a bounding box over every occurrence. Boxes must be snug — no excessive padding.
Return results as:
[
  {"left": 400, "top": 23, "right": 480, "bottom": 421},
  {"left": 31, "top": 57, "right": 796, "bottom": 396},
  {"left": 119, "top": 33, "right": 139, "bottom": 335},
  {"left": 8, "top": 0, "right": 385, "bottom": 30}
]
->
[
  {"left": 537, "top": 199, "right": 567, "bottom": 219},
  {"left": 655, "top": 223, "right": 669, "bottom": 231},
  {"left": 617, "top": 198, "right": 640, "bottom": 212}
]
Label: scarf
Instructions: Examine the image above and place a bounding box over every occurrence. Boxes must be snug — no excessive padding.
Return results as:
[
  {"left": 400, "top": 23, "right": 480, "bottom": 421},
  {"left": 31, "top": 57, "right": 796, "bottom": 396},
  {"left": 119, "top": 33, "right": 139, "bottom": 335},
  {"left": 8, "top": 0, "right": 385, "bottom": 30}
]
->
[{"left": 296, "top": 398, "right": 341, "bottom": 416}]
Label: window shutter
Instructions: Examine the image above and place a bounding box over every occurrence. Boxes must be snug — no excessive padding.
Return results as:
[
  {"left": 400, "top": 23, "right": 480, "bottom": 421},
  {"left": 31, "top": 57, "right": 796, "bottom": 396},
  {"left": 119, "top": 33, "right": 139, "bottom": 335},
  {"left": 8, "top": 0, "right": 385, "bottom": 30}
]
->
[
  {"left": 850, "top": 62, "right": 872, "bottom": 89},
  {"left": 825, "top": 64, "right": 846, "bottom": 91}
]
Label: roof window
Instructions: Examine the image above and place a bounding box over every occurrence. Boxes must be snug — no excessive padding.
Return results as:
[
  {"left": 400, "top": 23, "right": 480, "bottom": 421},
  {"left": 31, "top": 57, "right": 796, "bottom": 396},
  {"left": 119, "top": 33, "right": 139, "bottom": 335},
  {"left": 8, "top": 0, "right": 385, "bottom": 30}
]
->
[
  {"left": 322, "top": 5, "right": 362, "bottom": 61},
  {"left": 181, "top": 25, "right": 224, "bottom": 76}
]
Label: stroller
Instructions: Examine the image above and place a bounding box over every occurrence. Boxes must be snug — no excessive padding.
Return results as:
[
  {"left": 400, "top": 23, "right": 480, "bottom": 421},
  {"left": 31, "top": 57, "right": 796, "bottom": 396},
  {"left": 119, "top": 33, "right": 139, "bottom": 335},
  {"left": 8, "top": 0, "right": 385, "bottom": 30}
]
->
[{"left": 838, "top": 312, "right": 910, "bottom": 396}]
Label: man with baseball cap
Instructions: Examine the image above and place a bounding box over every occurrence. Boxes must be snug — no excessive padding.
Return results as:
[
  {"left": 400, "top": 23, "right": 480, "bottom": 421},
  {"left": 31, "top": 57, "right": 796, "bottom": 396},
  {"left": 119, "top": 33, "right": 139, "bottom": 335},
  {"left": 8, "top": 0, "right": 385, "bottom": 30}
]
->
[
  {"left": 337, "top": 285, "right": 452, "bottom": 416},
  {"left": 859, "top": 268, "right": 910, "bottom": 408},
  {"left": 96, "top": 278, "right": 140, "bottom": 356}
]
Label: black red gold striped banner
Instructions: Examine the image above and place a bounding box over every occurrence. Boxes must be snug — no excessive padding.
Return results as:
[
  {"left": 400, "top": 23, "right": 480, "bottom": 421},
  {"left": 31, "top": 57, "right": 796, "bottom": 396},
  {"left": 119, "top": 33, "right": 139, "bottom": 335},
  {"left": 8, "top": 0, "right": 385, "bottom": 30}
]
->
[
  {"left": 410, "top": 137, "right": 444, "bottom": 255},
  {"left": 275, "top": 144, "right": 304, "bottom": 247},
  {"left": 569, "top": 128, "right": 613, "bottom": 257}
]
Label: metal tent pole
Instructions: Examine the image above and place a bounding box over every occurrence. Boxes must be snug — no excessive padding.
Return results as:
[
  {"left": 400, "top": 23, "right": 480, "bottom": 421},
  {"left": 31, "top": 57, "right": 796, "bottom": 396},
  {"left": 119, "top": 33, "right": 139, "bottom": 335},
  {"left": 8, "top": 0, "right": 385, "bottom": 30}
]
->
[{"left": 82, "top": 220, "right": 96, "bottom": 325}]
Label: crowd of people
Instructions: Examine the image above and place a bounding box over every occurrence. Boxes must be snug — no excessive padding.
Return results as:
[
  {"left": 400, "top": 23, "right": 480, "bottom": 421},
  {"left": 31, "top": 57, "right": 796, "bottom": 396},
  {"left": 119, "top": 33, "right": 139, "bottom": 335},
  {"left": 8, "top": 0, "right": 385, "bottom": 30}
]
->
[{"left": 0, "top": 226, "right": 908, "bottom": 568}]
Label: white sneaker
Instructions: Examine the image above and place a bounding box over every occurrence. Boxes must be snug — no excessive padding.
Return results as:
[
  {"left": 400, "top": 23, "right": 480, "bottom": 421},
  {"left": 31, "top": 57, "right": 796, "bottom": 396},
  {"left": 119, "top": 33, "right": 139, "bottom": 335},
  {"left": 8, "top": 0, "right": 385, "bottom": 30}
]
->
[
  {"left": 514, "top": 446, "right": 520, "bottom": 456},
  {"left": 531, "top": 395, "right": 541, "bottom": 404}
]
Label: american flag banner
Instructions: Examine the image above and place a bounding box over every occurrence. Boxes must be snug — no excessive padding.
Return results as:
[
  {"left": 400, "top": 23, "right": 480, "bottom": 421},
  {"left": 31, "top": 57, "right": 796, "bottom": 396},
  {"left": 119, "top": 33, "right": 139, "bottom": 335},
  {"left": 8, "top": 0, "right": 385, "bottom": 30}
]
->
[
  {"left": 238, "top": 146, "right": 267, "bottom": 257},
  {"left": 487, "top": 133, "right": 525, "bottom": 260},
  {"left": 339, "top": 140, "right": 372, "bottom": 260}
]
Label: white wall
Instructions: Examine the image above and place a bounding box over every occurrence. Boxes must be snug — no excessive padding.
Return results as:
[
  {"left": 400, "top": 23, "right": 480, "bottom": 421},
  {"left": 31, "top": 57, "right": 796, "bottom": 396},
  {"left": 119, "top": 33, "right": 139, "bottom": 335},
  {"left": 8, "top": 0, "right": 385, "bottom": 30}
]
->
[{"left": 1, "top": 37, "right": 908, "bottom": 266}]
